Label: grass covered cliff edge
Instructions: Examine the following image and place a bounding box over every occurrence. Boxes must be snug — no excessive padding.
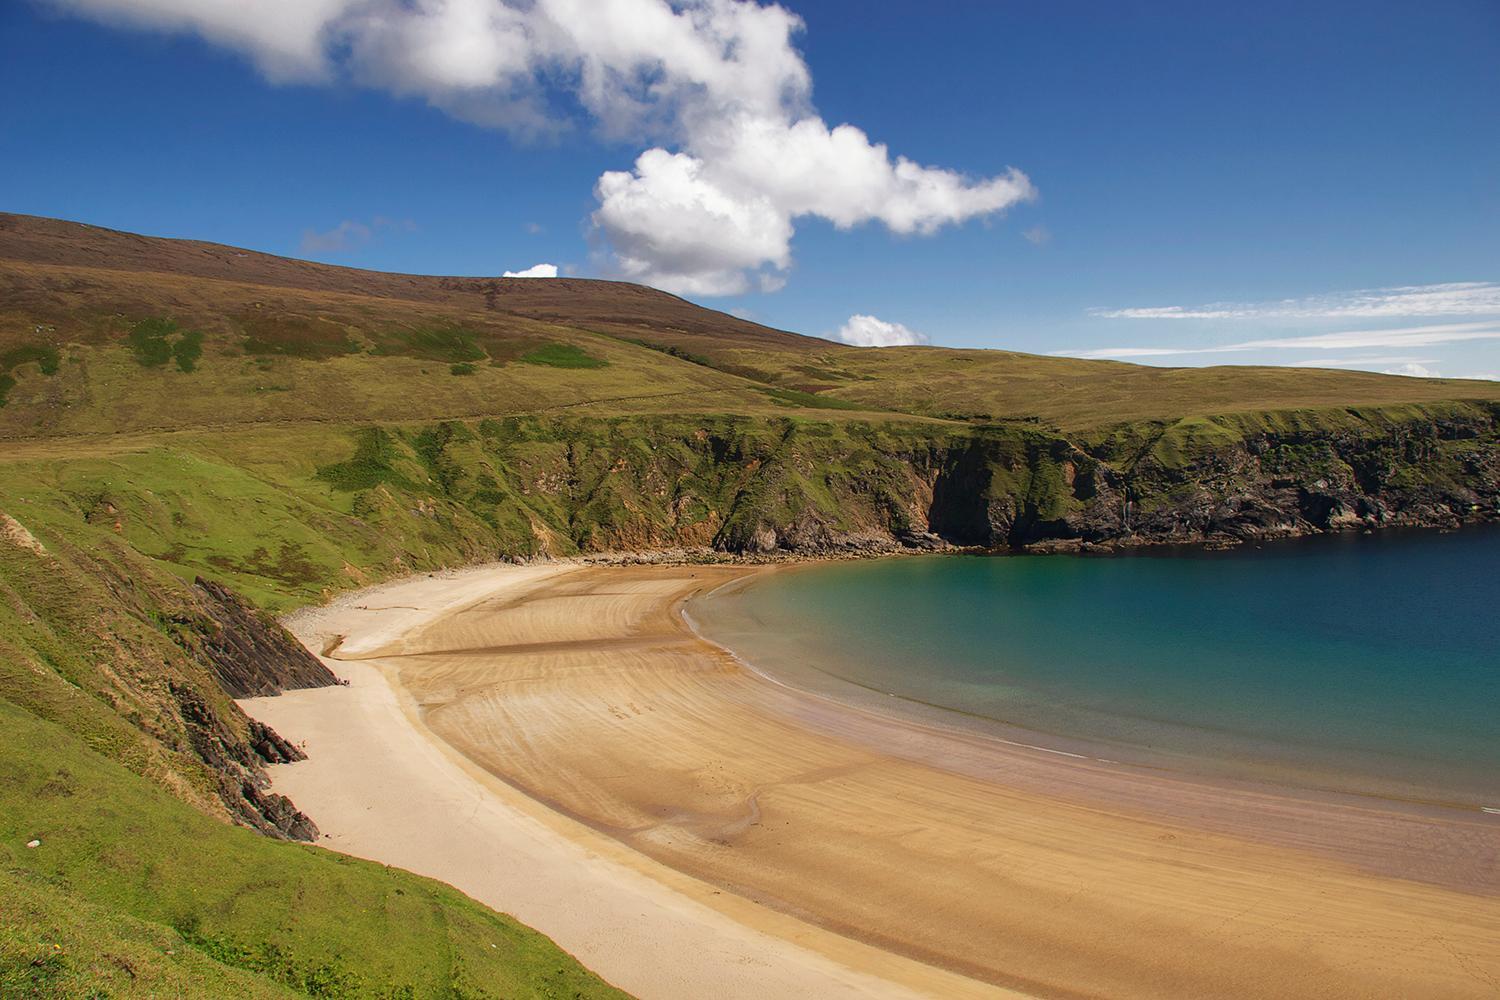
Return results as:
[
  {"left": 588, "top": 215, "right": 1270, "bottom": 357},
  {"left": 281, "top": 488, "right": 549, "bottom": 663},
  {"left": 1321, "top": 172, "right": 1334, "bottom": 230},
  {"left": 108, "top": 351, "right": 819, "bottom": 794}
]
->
[{"left": 2, "top": 214, "right": 1499, "bottom": 997}]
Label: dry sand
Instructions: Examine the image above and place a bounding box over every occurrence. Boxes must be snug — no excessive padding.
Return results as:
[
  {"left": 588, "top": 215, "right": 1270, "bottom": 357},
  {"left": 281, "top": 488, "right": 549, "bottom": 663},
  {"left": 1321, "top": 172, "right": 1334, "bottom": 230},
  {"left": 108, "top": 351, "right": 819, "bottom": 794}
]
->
[{"left": 246, "top": 561, "right": 1500, "bottom": 999}]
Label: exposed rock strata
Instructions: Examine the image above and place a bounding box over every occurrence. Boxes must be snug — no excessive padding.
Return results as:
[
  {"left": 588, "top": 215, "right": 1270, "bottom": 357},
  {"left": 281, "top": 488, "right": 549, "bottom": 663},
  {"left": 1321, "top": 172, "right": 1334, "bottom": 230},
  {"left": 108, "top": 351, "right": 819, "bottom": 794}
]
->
[
  {"left": 194, "top": 576, "right": 340, "bottom": 697},
  {"left": 171, "top": 681, "right": 318, "bottom": 841}
]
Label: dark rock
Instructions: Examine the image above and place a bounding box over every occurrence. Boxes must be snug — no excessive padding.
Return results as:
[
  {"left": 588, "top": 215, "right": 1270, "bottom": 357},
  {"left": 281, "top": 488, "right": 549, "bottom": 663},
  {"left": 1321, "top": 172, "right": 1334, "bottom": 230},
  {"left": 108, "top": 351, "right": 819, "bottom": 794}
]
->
[
  {"left": 248, "top": 719, "right": 305, "bottom": 765},
  {"left": 193, "top": 577, "right": 339, "bottom": 697},
  {"left": 169, "top": 681, "right": 317, "bottom": 841}
]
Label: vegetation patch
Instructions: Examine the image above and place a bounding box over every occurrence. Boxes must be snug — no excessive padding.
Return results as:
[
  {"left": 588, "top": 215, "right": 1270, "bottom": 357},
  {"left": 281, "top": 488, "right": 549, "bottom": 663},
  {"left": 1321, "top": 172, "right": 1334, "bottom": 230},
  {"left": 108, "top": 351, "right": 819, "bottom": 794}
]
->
[
  {"left": 1, "top": 344, "right": 60, "bottom": 376},
  {"left": 758, "top": 386, "right": 869, "bottom": 411},
  {"left": 315, "top": 427, "right": 412, "bottom": 492},
  {"left": 239, "top": 314, "right": 360, "bottom": 360},
  {"left": 124, "top": 318, "right": 206, "bottom": 371},
  {"left": 0, "top": 340, "right": 58, "bottom": 407},
  {"left": 628, "top": 339, "right": 714, "bottom": 368},
  {"left": 206, "top": 541, "right": 322, "bottom": 587},
  {"left": 374, "top": 326, "right": 487, "bottom": 364},
  {"left": 520, "top": 342, "right": 608, "bottom": 369},
  {"left": 450, "top": 362, "right": 477, "bottom": 376},
  {"left": 172, "top": 329, "right": 204, "bottom": 372}
]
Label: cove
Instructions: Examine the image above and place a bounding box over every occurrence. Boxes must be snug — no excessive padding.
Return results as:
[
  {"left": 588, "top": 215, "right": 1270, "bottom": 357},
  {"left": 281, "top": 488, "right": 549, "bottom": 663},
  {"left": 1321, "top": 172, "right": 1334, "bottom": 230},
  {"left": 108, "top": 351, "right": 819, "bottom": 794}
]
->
[{"left": 689, "top": 527, "right": 1500, "bottom": 811}]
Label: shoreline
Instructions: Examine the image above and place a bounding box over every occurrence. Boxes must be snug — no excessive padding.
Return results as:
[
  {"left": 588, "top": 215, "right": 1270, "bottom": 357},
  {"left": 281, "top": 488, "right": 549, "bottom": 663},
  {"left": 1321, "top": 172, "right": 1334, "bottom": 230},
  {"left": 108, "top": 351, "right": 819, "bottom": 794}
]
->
[
  {"left": 248, "top": 559, "right": 1500, "bottom": 999},
  {"left": 683, "top": 561, "right": 1499, "bottom": 821},
  {"left": 256, "top": 562, "right": 1002, "bottom": 1000}
]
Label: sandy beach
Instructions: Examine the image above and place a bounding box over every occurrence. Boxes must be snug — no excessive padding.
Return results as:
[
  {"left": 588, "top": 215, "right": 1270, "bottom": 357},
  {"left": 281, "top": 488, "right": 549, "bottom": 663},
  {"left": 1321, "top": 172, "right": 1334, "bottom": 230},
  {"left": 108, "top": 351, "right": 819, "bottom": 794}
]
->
[{"left": 245, "top": 561, "right": 1500, "bottom": 999}]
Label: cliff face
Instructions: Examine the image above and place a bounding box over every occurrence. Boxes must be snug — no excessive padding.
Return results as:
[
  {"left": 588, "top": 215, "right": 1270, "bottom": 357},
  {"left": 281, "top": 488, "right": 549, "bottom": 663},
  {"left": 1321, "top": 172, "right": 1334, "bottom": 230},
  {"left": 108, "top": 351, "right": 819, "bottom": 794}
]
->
[
  {"left": 921, "top": 404, "right": 1500, "bottom": 551},
  {"left": 331, "top": 403, "right": 1498, "bottom": 561}
]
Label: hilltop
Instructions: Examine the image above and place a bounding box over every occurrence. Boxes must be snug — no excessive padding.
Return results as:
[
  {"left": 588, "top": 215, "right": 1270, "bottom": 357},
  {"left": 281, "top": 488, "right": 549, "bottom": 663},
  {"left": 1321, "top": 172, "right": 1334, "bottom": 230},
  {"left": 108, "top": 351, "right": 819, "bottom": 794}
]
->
[{"left": 1, "top": 213, "right": 1498, "bottom": 997}]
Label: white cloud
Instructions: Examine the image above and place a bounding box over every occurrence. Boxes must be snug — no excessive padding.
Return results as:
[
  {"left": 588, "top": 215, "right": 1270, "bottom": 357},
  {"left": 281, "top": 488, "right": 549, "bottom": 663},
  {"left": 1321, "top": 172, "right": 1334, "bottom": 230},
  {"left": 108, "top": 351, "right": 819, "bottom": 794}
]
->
[
  {"left": 1383, "top": 363, "right": 1442, "bottom": 378},
  {"left": 47, "top": 0, "right": 1034, "bottom": 296},
  {"left": 593, "top": 149, "right": 792, "bottom": 295},
  {"left": 836, "top": 314, "right": 928, "bottom": 348},
  {"left": 1055, "top": 321, "right": 1500, "bottom": 360},
  {"left": 1091, "top": 282, "right": 1500, "bottom": 321},
  {"left": 593, "top": 117, "right": 1032, "bottom": 294},
  {"left": 48, "top": 0, "right": 351, "bottom": 80},
  {"left": 1023, "top": 225, "right": 1051, "bottom": 245},
  {"left": 503, "top": 262, "right": 558, "bottom": 278}
]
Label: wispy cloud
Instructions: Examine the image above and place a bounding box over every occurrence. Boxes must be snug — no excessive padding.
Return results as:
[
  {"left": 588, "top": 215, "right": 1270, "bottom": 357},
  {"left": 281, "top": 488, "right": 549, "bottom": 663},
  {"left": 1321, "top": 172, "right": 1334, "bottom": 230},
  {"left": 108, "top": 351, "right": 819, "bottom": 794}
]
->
[
  {"left": 1056, "top": 321, "right": 1500, "bottom": 360},
  {"left": 300, "top": 216, "right": 414, "bottom": 255},
  {"left": 1091, "top": 282, "right": 1500, "bottom": 321},
  {"left": 1280, "top": 355, "right": 1440, "bottom": 368},
  {"left": 1023, "top": 225, "right": 1051, "bottom": 246},
  {"left": 1268, "top": 357, "right": 1496, "bottom": 381}
]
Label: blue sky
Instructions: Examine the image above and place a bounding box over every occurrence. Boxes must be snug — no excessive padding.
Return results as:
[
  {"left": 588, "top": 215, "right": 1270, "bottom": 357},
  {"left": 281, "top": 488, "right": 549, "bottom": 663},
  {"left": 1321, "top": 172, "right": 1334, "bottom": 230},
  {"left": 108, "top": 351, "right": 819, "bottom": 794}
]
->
[{"left": 2, "top": 0, "right": 1497, "bottom": 377}]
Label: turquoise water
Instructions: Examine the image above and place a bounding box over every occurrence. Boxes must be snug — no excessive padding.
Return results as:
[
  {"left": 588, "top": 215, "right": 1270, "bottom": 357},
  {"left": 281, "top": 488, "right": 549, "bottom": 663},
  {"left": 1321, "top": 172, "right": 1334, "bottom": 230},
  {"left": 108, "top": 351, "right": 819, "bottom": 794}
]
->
[{"left": 690, "top": 529, "right": 1500, "bottom": 809}]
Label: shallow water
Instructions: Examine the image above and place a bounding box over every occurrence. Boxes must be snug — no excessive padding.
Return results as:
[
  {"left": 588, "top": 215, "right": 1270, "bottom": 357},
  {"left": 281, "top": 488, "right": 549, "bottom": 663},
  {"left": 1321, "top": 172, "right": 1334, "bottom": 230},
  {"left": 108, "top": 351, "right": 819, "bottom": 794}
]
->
[{"left": 690, "top": 528, "right": 1500, "bottom": 809}]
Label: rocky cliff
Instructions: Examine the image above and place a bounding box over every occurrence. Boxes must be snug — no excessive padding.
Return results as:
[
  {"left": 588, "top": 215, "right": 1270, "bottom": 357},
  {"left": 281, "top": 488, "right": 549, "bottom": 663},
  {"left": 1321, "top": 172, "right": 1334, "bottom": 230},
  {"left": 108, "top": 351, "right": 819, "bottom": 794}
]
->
[{"left": 312, "top": 403, "right": 1498, "bottom": 564}]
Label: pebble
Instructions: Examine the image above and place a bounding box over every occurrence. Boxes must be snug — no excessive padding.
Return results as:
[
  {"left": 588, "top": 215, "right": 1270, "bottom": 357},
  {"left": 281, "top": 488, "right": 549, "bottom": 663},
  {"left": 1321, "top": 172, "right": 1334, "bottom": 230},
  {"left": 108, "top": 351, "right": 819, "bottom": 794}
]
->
[{"left": 26, "top": 839, "right": 41, "bottom": 848}]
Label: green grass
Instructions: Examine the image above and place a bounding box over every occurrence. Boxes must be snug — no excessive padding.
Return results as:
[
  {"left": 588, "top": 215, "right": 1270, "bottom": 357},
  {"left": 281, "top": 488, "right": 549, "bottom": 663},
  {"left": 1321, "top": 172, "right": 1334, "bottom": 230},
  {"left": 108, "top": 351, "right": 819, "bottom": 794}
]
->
[
  {"left": 450, "top": 362, "right": 477, "bottom": 376},
  {"left": 126, "top": 318, "right": 180, "bottom": 367},
  {"left": 174, "top": 329, "right": 205, "bottom": 372},
  {"left": 520, "top": 343, "right": 608, "bottom": 369},
  {"left": 1, "top": 344, "right": 60, "bottom": 376},
  {"left": 0, "top": 700, "right": 628, "bottom": 1000},
  {"left": 0, "top": 344, "right": 61, "bottom": 407},
  {"left": 125, "top": 318, "right": 207, "bottom": 373}
]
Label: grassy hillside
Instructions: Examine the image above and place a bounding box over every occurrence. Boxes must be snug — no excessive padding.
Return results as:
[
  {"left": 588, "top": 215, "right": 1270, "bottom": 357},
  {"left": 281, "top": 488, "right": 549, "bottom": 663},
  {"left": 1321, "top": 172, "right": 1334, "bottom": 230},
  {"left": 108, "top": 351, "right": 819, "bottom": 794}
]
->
[
  {"left": 1, "top": 213, "right": 1498, "bottom": 998},
  {"left": 3, "top": 212, "right": 1498, "bottom": 442},
  {"left": 0, "top": 700, "right": 628, "bottom": 1000}
]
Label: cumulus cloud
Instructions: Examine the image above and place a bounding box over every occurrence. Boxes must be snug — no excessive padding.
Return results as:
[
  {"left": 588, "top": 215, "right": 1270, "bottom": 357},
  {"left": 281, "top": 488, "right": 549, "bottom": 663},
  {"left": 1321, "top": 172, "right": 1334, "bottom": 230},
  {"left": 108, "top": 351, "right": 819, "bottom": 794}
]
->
[
  {"left": 1091, "top": 282, "right": 1500, "bottom": 322},
  {"left": 46, "top": 0, "right": 1034, "bottom": 295},
  {"left": 836, "top": 314, "right": 928, "bottom": 348},
  {"left": 503, "top": 262, "right": 558, "bottom": 277}
]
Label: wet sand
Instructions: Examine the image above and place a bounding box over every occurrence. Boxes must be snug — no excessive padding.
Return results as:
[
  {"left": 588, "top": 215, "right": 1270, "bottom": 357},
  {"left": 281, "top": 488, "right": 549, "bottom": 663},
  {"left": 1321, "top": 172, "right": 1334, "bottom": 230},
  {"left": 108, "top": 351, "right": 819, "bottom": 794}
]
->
[{"left": 247, "top": 561, "right": 1500, "bottom": 999}]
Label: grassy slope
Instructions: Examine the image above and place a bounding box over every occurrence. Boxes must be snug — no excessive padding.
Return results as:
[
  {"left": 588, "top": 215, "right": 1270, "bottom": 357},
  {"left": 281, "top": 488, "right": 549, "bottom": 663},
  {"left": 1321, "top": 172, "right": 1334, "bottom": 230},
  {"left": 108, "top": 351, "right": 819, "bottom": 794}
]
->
[
  {"left": 1, "top": 213, "right": 1498, "bottom": 998},
  {"left": 3, "top": 212, "right": 1498, "bottom": 443},
  {"left": 0, "top": 701, "right": 628, "bottom": 1000}
]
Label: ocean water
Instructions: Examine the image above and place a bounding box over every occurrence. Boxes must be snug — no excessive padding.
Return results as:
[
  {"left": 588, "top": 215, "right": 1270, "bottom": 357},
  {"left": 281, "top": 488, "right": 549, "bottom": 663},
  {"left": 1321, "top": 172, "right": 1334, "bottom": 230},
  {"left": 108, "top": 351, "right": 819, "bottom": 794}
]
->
[{"left": 689, "top": 528, "right": 1500, "bottom": 810}]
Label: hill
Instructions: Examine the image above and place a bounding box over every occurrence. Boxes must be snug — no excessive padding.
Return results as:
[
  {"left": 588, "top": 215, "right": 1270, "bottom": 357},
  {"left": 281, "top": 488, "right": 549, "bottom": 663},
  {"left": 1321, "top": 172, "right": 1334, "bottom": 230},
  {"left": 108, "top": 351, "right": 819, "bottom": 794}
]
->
[
  {"left": 1, "top": 213, "right": 1498, "bottom": 997},
  {"left": 4, "top": 212, "right": 1498, "bottom": 440}
]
